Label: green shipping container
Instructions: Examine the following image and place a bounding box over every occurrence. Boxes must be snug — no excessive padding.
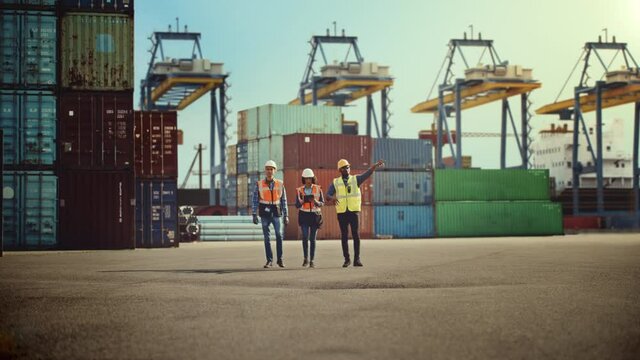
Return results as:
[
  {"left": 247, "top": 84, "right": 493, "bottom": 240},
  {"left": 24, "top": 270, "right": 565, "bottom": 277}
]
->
[
  {"left": 434, "top": 169, "right": 550, "bottom": 201},
  {"left": 436, "top": 201, "right": 563, "bottom": 237},
  {"left": 60, "top": 13, "right": 133, "bottom": 90}
]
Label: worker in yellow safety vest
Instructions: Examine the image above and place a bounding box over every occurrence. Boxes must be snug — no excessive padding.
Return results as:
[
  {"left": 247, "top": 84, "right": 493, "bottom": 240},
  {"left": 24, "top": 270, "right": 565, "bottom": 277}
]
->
[{"left": 326, "top": 158, "right": 384, "bottom": 267}]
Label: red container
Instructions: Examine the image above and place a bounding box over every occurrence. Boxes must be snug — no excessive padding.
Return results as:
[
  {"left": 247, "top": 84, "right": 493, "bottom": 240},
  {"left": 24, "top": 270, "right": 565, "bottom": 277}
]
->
[
  {"left": 563, "top": 215, "right": 602, "bottom": 230},
  {"left": 59, "top": 91, "right": 133, "bottom": 170},
  {"left": 285, "top": 205, "right": 373, "bottom": 240},
  {"left": 133, "top": 111, "right": 178, "bottom": 178},
  {"left": 283, "top": 168, "right": 373, "bottom": 206},
  {"left": 282, "top": 134, "right": 372, "bottom": 170},
  {"left": 58, "top": 170, "right": 135, "bottom": 249}
]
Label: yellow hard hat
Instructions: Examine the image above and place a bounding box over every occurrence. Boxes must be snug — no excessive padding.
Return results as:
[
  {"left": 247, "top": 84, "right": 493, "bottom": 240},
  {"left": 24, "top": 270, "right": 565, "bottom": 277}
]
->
[{"left": 337, "top": 159, "right": 350, "bottom": 169}]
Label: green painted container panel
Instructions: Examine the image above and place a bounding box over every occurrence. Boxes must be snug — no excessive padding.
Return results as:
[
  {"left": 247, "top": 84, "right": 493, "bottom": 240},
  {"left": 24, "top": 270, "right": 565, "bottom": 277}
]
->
[
  {"left": 436, "top": 201, "right": 563, "bottom": 237},
  {"left": 60, "top": 13, "right": 133, "bottom": 90},
  {"left": 434, "top": 169, "right": 550, "bottom": 201},
  {"left": 244, "top": 104, "right": 342, "bottom": 140}
]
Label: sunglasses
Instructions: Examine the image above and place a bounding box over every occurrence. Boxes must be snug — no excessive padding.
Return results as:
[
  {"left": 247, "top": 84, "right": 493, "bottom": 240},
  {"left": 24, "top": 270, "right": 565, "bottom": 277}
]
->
[{"left": 341, "top": 166, "right": 350, "bottom": 170}]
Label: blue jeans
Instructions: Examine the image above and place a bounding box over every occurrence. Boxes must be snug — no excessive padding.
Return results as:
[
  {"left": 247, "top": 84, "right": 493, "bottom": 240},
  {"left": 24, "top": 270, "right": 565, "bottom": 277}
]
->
[
  {"left": 301, "top": 224, "right": 318, "bottom": 260},
  {"left": 261, "top": 216, "right": 283, "bottom": 262}
]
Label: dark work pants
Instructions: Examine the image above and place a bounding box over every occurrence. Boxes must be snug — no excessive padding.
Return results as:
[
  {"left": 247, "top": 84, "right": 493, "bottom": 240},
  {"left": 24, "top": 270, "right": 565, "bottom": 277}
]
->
[{"left": 337, "top": 211, "right": 360, "bottom": 260}]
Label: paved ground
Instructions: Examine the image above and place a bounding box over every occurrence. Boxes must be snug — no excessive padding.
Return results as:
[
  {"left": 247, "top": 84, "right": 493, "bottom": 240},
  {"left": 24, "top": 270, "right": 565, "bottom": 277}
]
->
[{"left": 1, "top": 234, "right": 639, "bottom": 360}]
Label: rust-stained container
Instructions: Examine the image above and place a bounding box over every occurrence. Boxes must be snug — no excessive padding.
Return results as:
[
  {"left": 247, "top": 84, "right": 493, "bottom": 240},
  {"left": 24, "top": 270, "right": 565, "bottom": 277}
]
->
[
  {"left": 283, "top": 168, "right": 373, "bottom": 206},
  {"left": 237, "top": 110, "right": 248, "bottom": 142},
  {"left": 58, "top": 170, "right": 135, "bottom": 249},
  {"left": 283, "top": 133, "right": 372, "bottom": 170},
  {"left": 285, "top": 205, "right": 373, "bottom": 240},
  {"left": 133, "top": 110, "right": 177, "bottom": 178},
  {"left": 60, "top": 13, "right": 133, "bottom": 90},
  {"left": 59, "top": 91, "right": 133, "bottom": 170},
  {"left": 226, "top": 144, "right": 237, "bottom": 176}
]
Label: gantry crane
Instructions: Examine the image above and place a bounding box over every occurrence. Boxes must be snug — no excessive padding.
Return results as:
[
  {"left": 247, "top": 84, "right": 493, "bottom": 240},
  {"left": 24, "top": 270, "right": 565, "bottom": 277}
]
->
[
  {"left": 412, "top": 31, "right": 541, "bottom": 169},
  {"left": 290, "top": 27, "right": 393, "bottom": 137},
  {"left": 139, "top": 21, "right": 229, "bottom": 205},
  {"left": 536, "top": 36, "right": 640, "bottom": 220}
]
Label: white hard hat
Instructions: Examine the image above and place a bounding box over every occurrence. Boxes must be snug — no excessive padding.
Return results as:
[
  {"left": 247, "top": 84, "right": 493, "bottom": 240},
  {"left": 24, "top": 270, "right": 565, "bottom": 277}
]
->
[
  {"left": 301, "top": 168, "right": 315, "bottom": 178},
  {"left": 264, "top": 160, "right": 277, "bottom": 170}
]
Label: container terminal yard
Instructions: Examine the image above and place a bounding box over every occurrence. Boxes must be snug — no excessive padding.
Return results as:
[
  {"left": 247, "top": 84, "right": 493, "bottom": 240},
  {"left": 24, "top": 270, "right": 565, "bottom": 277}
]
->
[{"left": 1, "top": 1, "right": 639, "bottom": 359}]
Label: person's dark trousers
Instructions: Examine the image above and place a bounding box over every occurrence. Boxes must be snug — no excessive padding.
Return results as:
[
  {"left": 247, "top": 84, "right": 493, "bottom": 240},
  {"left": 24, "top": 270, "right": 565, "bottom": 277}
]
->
[
  {"left": 301, "top": 224, "right": 318, "bottom": 260},
  {"left": 337, "top": 211, "right": 360, "bottom": 260}
]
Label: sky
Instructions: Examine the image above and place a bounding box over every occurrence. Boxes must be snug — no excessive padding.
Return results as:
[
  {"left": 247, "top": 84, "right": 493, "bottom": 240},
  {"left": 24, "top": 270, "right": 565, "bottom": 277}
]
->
[{"left": 133, "top": 0, "right": 640, "bottom": 188}]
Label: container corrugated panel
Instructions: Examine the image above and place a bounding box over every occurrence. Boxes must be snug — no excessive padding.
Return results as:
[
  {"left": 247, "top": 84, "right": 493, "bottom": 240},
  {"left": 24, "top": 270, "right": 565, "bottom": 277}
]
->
[
  {"left": 60, "top": 13, "right": 133, "bottom": 90},
  {"left": 246, "top": 139, "right": 259, "bottom": 173},
  {"left": 2, "top": 171, "right": 57, "bottom": 250},
  {"left": 226, "top": 144, "right": 237, "bottom": 176},
  {"left": 225, "top": 176, "right": 237, "bottom": 208},
  {"left": 0, "top": 10, "right": 57, "bottom": 87},
  {"left": 133, "top": 111, "right": 178, "bottom": 178},
  {"left": 372, "top": 138, "right": 433, "bottom": 170},
  {"left": 283, "top": 168, "right": 373, "bottom": 206},
  {"left": 374, "top": 205, "right": 435, "bottom": 238},
  {"left": 59, "top": 91, "right": 133, "bottom": 170},
  {"left": 285, "top": 205, "right": 373, "bottom": 240},
  {"left": 237, "top": 110, "right": 247, "bottom": 142},
  {"left": 255, "top": 104, "right": 342, "bottom": 139},
  {"left": 434, "top": 169, "right": 550, "bottom": 201},
  {"left": 283, "top": 133, "right": 372, "bottom": 170},
  {"left": 258, "top": 136, "right": 283, "bottom": 173},
  {"left": 135, "top": 179, "right": 178, "bottom": 248},
  {"left": 1, "top": 0, "right": 57, "bottom": 6},
  {"left": 60, "top": 0, "right": 133, "bottom": 14},
  {"left": 1, "top": 90, "right": 55, "bottom": 166},
  {"left": 435, "top": 201, "right": 563, "bottom": 237},
  {"left": 236, "top": 142, "right": 248, "bottom": 174},
  {"left": 58, "top": 170, "right": 135, "bottom": 249},
  {"left": 373, "top": 171, "right": 433, "bottom": 204},
  {"left": 245, "top": 107, "right": 259, "bottom": 141}
]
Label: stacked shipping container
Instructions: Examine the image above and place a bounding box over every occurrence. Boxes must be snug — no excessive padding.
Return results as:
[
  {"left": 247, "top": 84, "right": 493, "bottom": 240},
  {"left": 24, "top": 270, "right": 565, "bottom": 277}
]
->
[
  {"left": 56, "top": 3, "right": 136, "bottom": 249},
  {"left": 434, "top": 169, "right": 563, "bottom": 237},
  {"left": 1, "top": 5, "right": 58, "bottom": 249},
  {"left": 133, "top": 111, "right": 179, "bottom": 248},
  {"left": 372, "top": 138, "right": 435, "bottom": 238}
]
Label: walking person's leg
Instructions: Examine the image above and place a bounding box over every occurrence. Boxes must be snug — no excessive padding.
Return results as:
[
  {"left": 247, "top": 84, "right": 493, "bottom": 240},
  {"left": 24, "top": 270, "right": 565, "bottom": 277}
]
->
[
  {"left": 309, "top": 225, "right": 318, "bottom": 267},
  {"left": 338, "top": 212, "right": 351, "bottom": 267},
  {"left": 274, "top": 216, "right": 284, "bottom": 267},
  {"left": 261, "top": 216, "right": 273, "bottom": 267},
  {"left": 349, "top": 212, "right": 362, "bottom": 266},
  {"left": 301, "top": 223, "right": 310, "bottom": 267}
]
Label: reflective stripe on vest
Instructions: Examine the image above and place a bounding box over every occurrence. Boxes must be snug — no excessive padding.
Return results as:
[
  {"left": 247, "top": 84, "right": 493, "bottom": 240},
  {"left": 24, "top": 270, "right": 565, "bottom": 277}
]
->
[
  {"left": 297, "top": 184, "right": 321, "bottom": 212},
  {"left": 258, "top": 179, "right": 283, "bottom": 205},
  {"left": 333, "top": 175, "right": 361, "bottom": 213}
]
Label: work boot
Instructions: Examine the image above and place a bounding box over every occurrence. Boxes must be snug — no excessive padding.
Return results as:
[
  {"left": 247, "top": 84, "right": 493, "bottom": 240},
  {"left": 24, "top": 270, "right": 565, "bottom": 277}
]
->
[
  {"left": 309, "top": 261, "right": 315, "bottom": 268},
  {"left": 264, "top": 261, "right": 272, "bottom": 269},
  {"left": 354, "top": 258, "right": 363, "bottom": 267},
  {"left": 342, "top": 258, "right": 351, "bottom": 268},
  {"left": 277, "top": 259, "right": 285, "bottom": 268},
  {"left": 302, "top": 258, "right": 308, "bottom": 267}
]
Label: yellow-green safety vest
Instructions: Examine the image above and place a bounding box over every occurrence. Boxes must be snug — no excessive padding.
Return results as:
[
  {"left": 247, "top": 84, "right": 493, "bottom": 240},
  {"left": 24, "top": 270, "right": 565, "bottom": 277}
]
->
[{"left": 333, "top": 175, "right": 361, "bottom": 213}]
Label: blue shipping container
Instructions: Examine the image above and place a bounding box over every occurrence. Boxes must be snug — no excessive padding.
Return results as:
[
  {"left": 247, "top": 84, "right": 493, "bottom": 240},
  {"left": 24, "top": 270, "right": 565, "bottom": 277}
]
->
[
  {"left": 135, "top": 179, "right": 178, "bottom": 248},
  {"left": 2, "top": 171, "right": 57, "bottom": 249},
  {"left": 0, "top": 0, "right": 56, "bottom": 6},
  {"left": 0, "top": 10, "right": 57, "bottom": 87},
  {"left": 1, "top": 90, "right": 56, "bottom": 166},
  {"left": 237, "top": 142, "right": 248, "bottom": 174},
  {"left": 225, "top": 176, "right": 237, "bottom": 208},
  {"left": 374, "top": 205, "right": 435, "bottom": 238},
  {"left": 373, "top": 138, "right": 433, "bottom": 170},
  {"left": 373, "top": 171, "right": 433, "bottom": 204}
]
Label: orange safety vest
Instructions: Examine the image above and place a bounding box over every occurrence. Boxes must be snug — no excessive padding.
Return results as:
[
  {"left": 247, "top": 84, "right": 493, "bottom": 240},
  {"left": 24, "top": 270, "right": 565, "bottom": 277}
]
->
[
  {"left": 258, "top": 179, "right": 283, "bottom": 205},
  {"left": 297, "top": 184, "right": 322, "bottom": 212}
]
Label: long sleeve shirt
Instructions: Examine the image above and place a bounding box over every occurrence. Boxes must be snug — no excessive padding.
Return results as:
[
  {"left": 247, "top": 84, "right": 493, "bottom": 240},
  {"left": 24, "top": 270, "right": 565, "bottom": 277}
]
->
[
  {"left": 251, "top": 179, "right": 288, "bottom": 217},
  {"left": 326, "top": 167, "right": 374, "bottom": 198}
]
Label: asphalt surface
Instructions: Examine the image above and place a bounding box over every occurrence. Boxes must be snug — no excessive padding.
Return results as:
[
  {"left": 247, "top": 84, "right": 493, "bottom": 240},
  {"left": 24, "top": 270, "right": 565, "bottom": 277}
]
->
[{"left": 1, "top": 234, "right": 639, "bottom": 360}]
